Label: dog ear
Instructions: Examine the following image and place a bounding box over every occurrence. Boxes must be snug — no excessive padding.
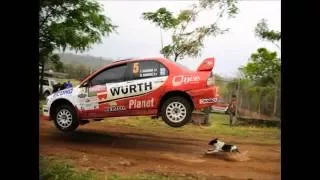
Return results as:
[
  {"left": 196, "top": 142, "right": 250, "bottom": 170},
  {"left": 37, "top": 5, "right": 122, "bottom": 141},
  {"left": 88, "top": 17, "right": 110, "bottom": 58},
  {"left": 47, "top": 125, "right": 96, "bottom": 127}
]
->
[{"left": 208, "top": 138, "right": 218, "bottom": 145}]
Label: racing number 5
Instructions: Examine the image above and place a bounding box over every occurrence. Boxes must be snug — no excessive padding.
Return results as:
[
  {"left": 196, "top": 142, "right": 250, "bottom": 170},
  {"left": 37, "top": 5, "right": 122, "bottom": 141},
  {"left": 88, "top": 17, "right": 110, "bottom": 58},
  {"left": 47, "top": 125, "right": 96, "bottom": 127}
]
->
[{"left": 132, "top": 62, "right": 140, "bottom": 74}]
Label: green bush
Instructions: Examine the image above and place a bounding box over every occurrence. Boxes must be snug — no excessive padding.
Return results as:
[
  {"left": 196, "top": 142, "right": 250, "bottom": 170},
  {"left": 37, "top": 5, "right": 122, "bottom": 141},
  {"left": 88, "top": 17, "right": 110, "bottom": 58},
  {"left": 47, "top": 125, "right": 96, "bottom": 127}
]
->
[{"left": 40, "top": 156, "right": 96, "bottom": 180}]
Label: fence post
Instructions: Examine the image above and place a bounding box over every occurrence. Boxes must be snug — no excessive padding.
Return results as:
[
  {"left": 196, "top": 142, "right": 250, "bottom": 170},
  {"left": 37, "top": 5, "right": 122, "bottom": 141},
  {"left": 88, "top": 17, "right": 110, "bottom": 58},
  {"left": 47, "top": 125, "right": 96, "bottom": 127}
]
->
[{"left": 235, "top": 78, "right": 240, "bottom": 120}]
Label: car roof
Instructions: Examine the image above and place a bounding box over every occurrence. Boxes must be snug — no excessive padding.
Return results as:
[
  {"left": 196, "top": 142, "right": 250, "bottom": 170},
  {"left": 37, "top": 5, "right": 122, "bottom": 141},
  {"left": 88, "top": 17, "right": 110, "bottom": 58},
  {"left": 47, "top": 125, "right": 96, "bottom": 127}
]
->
[
  {"left": 96, "top": 57, "right": 172, "bottom": 73},
  {"left": 79, "top": 57, "right": 173, "bottom": 85},
  {"left": 113, "top": 57, "right": 169, "bottom": 64}
]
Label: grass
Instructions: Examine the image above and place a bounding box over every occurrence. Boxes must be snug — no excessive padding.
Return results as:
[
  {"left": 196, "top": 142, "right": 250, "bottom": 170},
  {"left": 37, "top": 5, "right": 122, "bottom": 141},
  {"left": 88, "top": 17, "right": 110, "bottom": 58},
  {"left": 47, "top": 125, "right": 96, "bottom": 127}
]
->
[
  {"left": 40, "top": 156, "right": 97, "bottom": 180},
  {"left": 40, "top": 156, "right": 202, "bottom": 180},
  {"left": 103, "top": 114, "right": 280, "bottom": 145}
]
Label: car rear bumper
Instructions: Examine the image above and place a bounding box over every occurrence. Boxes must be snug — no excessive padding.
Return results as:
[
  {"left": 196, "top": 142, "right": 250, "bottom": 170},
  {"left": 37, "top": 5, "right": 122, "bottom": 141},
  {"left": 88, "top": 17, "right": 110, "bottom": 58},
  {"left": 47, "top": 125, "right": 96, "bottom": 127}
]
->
[
  {"left": 42, "top": 105, "right": 50, "bottom": 120},
  {"left": 187, "top": 86, "right": 218, "bottom": 110}
]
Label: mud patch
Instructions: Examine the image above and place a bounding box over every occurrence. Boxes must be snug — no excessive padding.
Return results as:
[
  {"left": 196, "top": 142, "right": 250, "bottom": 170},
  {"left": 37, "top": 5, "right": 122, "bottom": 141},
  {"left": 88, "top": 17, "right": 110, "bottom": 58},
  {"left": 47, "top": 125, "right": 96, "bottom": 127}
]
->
[{"left": 204, "top": 151, "right": 250, "bottom": 162}]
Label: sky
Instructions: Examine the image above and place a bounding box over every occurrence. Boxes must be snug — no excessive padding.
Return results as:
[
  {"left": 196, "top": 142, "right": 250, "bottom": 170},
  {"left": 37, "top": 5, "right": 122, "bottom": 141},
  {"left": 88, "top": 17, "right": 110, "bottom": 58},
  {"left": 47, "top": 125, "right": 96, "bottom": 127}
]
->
[{"left": 72, "top": 0, "right": 281, "bottom": 78}]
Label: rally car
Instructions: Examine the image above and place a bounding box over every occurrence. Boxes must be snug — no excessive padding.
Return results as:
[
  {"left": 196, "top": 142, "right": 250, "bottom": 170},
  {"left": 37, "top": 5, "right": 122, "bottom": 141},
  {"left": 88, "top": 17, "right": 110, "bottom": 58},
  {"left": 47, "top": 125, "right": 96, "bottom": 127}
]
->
[{"left": 42, "top": 57, "right": 218, "bottom": 132}]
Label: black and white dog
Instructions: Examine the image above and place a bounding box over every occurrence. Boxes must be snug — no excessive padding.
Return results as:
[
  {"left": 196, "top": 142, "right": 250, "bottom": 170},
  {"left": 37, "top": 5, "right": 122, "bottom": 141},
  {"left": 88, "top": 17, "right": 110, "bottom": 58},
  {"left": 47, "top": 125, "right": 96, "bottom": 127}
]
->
[{"left": 207, "top": 138, "right": 240, "bottom": 153}]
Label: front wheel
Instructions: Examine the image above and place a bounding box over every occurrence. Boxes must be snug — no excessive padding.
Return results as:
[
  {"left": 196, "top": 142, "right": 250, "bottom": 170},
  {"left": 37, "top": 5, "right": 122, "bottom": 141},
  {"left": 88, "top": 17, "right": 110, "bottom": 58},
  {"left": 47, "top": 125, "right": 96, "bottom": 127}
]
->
[
  {"left": 161, "top": 96, "right": 192, "bottom": 127},
  {"left": 53, "top": 104, "right": 79, "bottom": 132}
]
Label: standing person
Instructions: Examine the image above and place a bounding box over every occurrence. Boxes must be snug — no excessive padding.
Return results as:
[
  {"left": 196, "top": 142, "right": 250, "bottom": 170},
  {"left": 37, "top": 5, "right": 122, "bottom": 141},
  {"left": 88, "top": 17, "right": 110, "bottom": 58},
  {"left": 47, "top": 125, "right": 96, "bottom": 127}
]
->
[{"left": 228, "top": 95, "right": 237, "bottom": 127}]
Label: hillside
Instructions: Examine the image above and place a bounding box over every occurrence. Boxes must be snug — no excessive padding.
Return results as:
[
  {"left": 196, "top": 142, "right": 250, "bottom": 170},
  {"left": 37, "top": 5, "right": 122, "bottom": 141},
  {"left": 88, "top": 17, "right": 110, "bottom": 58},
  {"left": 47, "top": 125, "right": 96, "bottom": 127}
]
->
[{"left": 58, "top": 53, "right": 114, "bottom": 69}]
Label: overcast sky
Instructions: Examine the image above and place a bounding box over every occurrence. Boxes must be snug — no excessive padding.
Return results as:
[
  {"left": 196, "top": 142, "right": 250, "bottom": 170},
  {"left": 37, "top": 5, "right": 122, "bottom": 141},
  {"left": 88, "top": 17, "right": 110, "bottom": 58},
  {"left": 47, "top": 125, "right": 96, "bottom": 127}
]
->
[{"left": 73, "top": 0, "right": 280, "bottom": 77}]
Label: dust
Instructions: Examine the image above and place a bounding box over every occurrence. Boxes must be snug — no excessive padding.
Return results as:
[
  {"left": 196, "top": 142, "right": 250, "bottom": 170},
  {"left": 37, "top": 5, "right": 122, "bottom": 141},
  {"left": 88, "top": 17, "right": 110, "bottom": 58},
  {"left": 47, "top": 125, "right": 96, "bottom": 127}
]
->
[
  {"left": 205, "top": 151, "right": 250, "bottom": 162},
  {"left": 162, "top": 153, "right": 207, "bottom": 163}
]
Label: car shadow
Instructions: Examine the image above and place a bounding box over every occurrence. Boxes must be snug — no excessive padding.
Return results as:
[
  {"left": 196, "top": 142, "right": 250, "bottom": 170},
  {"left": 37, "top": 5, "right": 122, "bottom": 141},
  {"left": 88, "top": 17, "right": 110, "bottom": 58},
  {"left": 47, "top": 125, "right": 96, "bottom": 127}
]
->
[{"left": 44, "top": 129, "right": 205, "bottom": 154}]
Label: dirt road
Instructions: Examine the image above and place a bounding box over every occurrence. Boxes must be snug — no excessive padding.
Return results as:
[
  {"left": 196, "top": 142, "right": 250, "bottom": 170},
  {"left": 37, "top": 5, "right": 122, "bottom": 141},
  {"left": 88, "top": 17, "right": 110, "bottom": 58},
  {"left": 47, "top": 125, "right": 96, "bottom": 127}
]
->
[{"left": 40, "top": 118, "right": 280, "bottom": 180}]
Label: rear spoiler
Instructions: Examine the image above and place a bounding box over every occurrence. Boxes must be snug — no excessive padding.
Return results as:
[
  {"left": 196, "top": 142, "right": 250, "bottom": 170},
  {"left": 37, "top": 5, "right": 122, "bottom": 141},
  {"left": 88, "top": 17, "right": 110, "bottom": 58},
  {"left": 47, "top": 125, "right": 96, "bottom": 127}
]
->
[{"left": 197, "top": 57, "right": 215, "bottom": 72}]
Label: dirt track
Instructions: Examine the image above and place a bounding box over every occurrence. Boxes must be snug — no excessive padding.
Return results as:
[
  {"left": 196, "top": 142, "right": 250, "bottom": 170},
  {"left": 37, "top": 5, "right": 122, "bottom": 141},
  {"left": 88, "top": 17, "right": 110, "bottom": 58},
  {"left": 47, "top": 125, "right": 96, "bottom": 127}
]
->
[{"left": 40, "top": 118, "right": 280, "bottom": 180}]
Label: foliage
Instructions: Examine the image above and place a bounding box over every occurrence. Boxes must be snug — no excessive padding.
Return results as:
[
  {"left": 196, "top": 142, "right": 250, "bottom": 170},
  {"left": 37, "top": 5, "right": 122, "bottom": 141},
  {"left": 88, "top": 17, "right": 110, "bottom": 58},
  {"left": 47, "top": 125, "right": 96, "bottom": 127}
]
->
[
  {"left": 39, "top": 0, "right": 117, "bottom": 55},
  {"left": 63, "top": 63, "right": 91, "bottom": 80},
  {"left": 142, "top": 0, "right": 238, "bottom": 61},
  {"left": 255, "top": 19, "right": 281, "bottom": 49},
  {"left": 40, "top": 156, "right": 96, "bottom": 180},
  {"left": 241, "top": 48, "right": 280, "bottom": 87},
  {"left": 39, "top": 0, "right": 117, "bottom": 97}
]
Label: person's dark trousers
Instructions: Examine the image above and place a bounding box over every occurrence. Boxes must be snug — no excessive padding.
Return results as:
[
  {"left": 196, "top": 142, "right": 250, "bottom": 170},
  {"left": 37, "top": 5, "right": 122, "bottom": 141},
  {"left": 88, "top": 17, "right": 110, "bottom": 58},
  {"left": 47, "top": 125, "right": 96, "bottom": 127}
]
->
[
  {"left": 229, "top": 112, "right": 236, "bottom": 127},
  {"left": 229, "top": 112, "right": 233, "bottom": 127}
]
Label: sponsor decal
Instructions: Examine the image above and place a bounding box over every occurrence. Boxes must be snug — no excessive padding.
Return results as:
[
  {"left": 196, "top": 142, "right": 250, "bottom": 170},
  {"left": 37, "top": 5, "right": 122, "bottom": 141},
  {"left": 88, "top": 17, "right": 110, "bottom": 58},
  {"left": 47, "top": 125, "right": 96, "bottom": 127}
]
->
[
  {"left": 104, "top": 105, "right": 126, "bottom": 112},
  {"left": 93, "top": 77, "right": 167, "bottom": 102},
  {"left": 129, "top": 98, "right": 154, "bottom": 109},
  {"left": 172, "top": 75, "right": 200, "bottom": 86},
  {"left": 88, "top": 85, "right": 107, "bottom": 97},
  {"left": 110, "top": 82, "right": 152, "bottom": 97},
  {"left": 89, "top": 85, "right": 106, "bottom": 92},
  {"left": 80, "top": 102, "right": 99, "bottom": 110},
  {"left": 200, "top": 98, "right": 218, "bottom": 104},
  {"left": 97, "top": 92, "right": 107, "bottom": 101},
  {"left": 53, "top": 88, "right": 73, "bottom": 97}
]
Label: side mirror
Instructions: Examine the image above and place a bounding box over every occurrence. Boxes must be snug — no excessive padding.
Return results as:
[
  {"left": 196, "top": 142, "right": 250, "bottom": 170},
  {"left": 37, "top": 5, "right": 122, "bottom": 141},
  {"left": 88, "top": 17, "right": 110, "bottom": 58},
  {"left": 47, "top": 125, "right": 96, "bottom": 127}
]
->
[{"left": 81, "top": 80, "right": 91, "bottom": 88}]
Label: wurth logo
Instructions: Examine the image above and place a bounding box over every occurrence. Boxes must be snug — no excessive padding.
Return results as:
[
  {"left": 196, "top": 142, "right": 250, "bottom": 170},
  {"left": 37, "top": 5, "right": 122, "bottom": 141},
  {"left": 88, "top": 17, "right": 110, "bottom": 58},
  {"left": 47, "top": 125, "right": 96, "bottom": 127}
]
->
[{"left": 110, "top": 82, "right": 153, "bottom": 96}]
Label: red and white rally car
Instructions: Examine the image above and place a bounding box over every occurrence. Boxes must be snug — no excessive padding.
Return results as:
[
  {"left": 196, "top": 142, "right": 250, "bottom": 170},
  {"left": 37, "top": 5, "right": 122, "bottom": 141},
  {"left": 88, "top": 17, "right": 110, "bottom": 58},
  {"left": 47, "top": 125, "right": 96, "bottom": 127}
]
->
[{"left": 42, "top": 57, "right": 218, "bottom": 132}]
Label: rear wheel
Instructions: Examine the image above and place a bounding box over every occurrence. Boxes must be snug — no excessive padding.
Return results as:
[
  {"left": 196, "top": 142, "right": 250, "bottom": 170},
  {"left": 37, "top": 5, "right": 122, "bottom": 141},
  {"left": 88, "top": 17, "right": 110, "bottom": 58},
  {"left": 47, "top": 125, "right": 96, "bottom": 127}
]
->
[
  {"left": 161, "top": 96, "right": 192, "bottom": 127},
  {"left": 53, "top": 104, "right": 79, "bottom": 132}
]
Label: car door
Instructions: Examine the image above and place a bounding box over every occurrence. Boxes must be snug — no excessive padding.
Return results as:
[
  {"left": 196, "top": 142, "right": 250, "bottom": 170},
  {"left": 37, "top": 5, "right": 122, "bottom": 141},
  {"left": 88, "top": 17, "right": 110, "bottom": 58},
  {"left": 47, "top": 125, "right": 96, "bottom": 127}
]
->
[
  {"left": 124, "top": 60, "right": 169, "bottom": 115},
  {"left": 78, "top": 63, "right": 128, "bottom": 118}
]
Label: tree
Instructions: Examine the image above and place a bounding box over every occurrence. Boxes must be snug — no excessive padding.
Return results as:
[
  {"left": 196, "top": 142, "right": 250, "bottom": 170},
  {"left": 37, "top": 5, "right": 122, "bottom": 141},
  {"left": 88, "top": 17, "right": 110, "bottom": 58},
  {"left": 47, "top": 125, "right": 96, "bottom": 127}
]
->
[
  {"left": 241, "top": 48, "right": 280, "bottom": 116},
  {"left": 255, "top": 19, "right": 281, "bottom": 49},
  {"left": 142, "top": 0, "right": 238, "bottom": 61},
  {"left": 39, "top": 0, "right": 117, "bottom": 97}
]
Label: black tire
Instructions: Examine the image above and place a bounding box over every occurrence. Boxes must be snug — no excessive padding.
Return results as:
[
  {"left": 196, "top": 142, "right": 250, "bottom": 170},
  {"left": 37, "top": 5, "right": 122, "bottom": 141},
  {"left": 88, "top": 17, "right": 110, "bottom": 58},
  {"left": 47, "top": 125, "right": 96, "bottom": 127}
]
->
[
  {"left": 43, "top": 91, "right": 50, "bottom": 98},
  {"left": 161, "top": 96, "right": 192, "bottom": 127},
  {"left": 53, "top": 104, "right": 79, "bottom": 132}
]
